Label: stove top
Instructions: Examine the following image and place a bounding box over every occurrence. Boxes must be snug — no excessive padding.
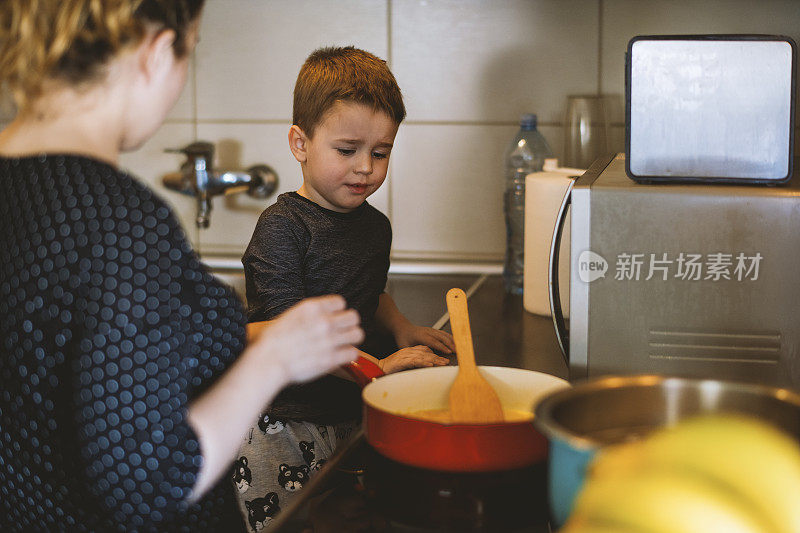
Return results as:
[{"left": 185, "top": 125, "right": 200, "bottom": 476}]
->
[
  {"left": 363, "top": 445, "right": 551, "bottom": 532},
  {"left": 272, "top": 433, "right": 552, "bottom": 532}
]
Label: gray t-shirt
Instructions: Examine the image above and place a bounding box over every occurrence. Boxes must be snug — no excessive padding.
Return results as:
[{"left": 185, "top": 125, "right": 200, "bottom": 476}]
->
[{"left": 242, "top": 192, "right": 393, "bottom": 423}]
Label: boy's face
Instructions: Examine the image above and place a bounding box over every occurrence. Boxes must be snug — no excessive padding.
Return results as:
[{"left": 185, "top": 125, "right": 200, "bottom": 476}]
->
[{"left": 291, "top": 101, "right": 399, "bottom": 213}]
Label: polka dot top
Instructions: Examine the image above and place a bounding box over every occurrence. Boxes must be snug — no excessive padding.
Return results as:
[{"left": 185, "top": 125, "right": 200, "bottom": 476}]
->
[{"left": 0, "top": 155, "right": 248, "bottom": 531}]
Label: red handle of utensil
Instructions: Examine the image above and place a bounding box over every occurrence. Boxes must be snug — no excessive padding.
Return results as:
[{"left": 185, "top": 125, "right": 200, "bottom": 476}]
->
[{"left": 343, "top": 356, "right": 385, "bottom": 388}]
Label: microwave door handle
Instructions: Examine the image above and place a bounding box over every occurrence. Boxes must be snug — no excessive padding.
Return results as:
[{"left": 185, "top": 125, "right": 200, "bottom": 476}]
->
[{"left": 548, "top": 177, "right": 576, "bottom": 366}]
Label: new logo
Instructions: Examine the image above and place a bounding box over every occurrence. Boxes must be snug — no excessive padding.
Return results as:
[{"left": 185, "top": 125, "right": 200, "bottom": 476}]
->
[{"left": 578, "top": 250, "right": 608, "bottom": 282}]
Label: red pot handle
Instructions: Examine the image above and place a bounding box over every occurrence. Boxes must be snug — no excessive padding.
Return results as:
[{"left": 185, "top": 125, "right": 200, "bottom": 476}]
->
[{"left": 344, "top": 356, "right": 384, "bottom": 388}]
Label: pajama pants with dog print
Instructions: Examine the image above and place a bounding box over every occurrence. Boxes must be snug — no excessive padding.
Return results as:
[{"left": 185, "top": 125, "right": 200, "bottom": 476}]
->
[{"left": 231, "top": 414, "right": 359, "bottom": 531}]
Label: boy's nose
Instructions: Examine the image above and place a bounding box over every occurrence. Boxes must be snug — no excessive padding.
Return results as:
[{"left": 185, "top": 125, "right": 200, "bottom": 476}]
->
[{"left": 355, "top": 154, "right": 373, "bottom": 175}]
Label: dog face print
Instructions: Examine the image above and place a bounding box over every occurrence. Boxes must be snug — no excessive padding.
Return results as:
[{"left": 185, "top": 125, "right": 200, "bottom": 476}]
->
[
  {"left": 299, "top": 441, "right": 315, "bottom": 465},
  {"left": 258, "top": 413, "right": 286, "bottom": 435},
  {"left": 299, "top": 441, "right": 326, "bottom": 473},
  {"left": 245, "top": 492, "right": 280, "bottom": 531},
  {"left": 232, "top": 456, "right": 252, "bottom": 493},
  {"left": 278, "top": 463, "right": 309, "bottom": 492}
]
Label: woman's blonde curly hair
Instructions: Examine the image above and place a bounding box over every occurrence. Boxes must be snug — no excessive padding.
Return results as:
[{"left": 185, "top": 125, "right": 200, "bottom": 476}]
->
[{"left": 0, "top": 0, "right": 204, "bottom": 112}]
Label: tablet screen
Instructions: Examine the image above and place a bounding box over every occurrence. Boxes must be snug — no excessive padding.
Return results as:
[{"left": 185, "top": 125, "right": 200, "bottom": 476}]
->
[{"left": 627, "top": 37, "right": 794, "bottom": 182}]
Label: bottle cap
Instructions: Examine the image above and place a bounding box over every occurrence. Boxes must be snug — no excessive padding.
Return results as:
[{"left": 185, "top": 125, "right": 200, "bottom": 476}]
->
[{"left": 520, "top": 113, "right": 537, "bottom": 129}]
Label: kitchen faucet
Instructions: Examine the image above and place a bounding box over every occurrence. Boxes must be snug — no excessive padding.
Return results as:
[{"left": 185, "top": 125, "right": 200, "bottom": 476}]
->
[{"left": 162, "top": 141, "right": 278, "bottom": 228}]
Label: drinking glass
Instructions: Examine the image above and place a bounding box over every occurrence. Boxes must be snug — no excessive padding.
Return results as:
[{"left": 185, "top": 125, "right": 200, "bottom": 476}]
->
[{"left": 563, "top": 95, "right": 610, "bottom": 169}]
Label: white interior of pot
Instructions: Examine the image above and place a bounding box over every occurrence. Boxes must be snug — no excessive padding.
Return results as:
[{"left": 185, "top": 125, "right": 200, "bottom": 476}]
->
[{"left": 363, "top": 366, "right": 569, "bottom": 418}]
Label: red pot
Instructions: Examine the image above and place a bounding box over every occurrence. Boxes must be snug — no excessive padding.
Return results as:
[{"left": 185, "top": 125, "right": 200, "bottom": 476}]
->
[{"left": 345, "top": 357, "right": 570, "bottom": 472}]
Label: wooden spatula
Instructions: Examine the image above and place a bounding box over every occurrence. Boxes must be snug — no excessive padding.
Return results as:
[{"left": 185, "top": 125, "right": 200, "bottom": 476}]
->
[{"left": 446, "top": 288, "right": 505, "bottom": 424}]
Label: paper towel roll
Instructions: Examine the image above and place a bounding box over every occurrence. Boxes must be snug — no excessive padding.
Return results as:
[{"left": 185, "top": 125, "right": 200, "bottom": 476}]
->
[{"left": 523, "top": 170, "right": 576, "bottom": 317}]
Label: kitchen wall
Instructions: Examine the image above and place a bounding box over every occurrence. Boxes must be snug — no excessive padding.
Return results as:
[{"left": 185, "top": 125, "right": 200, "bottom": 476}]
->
[{"left": 3, "top": 0, "right": 800, "bottom": 267}]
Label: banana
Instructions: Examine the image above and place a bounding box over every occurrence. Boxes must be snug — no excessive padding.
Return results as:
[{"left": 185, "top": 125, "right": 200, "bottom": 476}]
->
[
  {"left": 560, "top": 521, "right": 640, "bottom": 533},
  {"left": 562, "top": 468, "right": 773, "bottom": 533},
  {"left": 587, "top": 414, "right": 800, "bottom": 533}
]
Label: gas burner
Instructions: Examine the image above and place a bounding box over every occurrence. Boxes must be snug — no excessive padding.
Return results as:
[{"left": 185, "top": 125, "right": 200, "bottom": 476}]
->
[
  {"left": 271, "top": 433, "right": 552, "bottom": 532},
  {"left": 362, "top": 446, "right": 551, "bottom": 532}
]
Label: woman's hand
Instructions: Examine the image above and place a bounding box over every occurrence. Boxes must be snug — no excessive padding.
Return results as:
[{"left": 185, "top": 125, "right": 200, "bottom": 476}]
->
[
  {"left": 379, "top": 345, "right": 450, "bottom": 374},
  {"left": 394, "top": 324, "right": 455, "bottom": 355},
  {"left": 188, "top": 295, "right": 363, "bottom": 501},
  {"left": 250, "top": 295, "right": 364, "bottom": 384}
]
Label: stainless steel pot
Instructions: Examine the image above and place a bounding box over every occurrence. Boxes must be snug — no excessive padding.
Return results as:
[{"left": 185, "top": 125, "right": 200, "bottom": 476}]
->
[{"left": 533, "top": 375, "right": 800, "bottom": 526}]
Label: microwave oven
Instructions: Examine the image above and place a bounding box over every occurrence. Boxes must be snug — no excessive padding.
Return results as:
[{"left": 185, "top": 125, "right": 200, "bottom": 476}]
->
[{"left": 549, "top": 153, "right": 800, "bottom": 388}]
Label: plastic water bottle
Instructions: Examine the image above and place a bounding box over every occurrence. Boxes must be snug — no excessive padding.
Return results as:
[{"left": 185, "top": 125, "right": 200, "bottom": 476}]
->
[{"left": 503, "top": 113, "right": 552, "bottom": 294}]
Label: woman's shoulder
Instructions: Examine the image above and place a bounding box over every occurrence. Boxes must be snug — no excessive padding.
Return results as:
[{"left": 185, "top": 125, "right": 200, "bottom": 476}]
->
[
  {"left": 1, "top": 152, "right": 165, "bottom": 209},
  {"left": 13, "top": 153, "right": 202, "bottom": 272}
]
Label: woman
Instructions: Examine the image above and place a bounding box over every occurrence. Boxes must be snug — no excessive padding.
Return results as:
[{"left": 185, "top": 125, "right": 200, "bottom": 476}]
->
[{"left": 0, "top": 1, "right": 363, "bottom": 530}]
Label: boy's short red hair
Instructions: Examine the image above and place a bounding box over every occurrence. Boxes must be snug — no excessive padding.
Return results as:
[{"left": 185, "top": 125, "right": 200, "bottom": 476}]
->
[{"left": 293, "top": 46, "right": 406, "bottom": 138}]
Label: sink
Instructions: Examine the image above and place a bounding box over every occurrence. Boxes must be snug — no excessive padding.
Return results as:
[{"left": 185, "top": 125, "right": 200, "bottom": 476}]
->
[{"left": 209, "top": 268, "right": 479, "bottom": 328}]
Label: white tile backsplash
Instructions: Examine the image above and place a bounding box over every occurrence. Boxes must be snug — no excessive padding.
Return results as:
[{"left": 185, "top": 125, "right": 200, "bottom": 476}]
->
[
  {"left": 195, "top": 0, "right": 388, "bottom": 120},
  {"left": 609, "top": 125, "right": 625, "bottom": 155},
  {"left": 193, "top": 122, "right": 301, "bottom": 255},
  {"left": 392, "top": 0, "right": 599, "bottom": 124},
  {"left": 390, "top": 123, "right": 561, "bottom": 260},
  {"left": 110, "top": 0, "right": 800, "bottom": 263},
  {"left": 601, "top": 0, "right": 800, "bottom": 123}
]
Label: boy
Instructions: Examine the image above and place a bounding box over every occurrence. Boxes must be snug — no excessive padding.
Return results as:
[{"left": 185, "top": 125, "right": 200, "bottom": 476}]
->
[{"left": 234, "top": 46, "right": 454, "bottom": 529}]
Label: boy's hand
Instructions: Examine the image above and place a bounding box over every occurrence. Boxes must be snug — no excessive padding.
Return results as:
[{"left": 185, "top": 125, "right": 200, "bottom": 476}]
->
[
  {"left": 395, "top": 324, "right": 455, "bottom": 355},
  {"left": 379, "top": 345, "right": 450, "bottom": 374}
]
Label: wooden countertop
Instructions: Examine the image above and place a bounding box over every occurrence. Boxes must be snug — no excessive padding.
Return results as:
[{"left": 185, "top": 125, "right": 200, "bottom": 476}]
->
[{"left": 387, "top": 273, "right": 568, "bottom": 380}]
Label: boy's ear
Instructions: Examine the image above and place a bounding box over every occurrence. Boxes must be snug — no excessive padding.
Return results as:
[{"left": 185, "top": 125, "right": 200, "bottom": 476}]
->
[{"left": 288, "top": 125, "right": 309, "bottom": 163}]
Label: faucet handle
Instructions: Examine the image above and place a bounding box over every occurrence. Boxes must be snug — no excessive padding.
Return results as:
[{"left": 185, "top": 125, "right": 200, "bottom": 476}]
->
[
  {"left": 165, "top": 141, "right": 215, "bottom": 165},
  {"left": 162, "top": 140, "right": 279, "bottom": 229},
  {"left": 246, "top": 164, "right": 279, "bottom": 199}
]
